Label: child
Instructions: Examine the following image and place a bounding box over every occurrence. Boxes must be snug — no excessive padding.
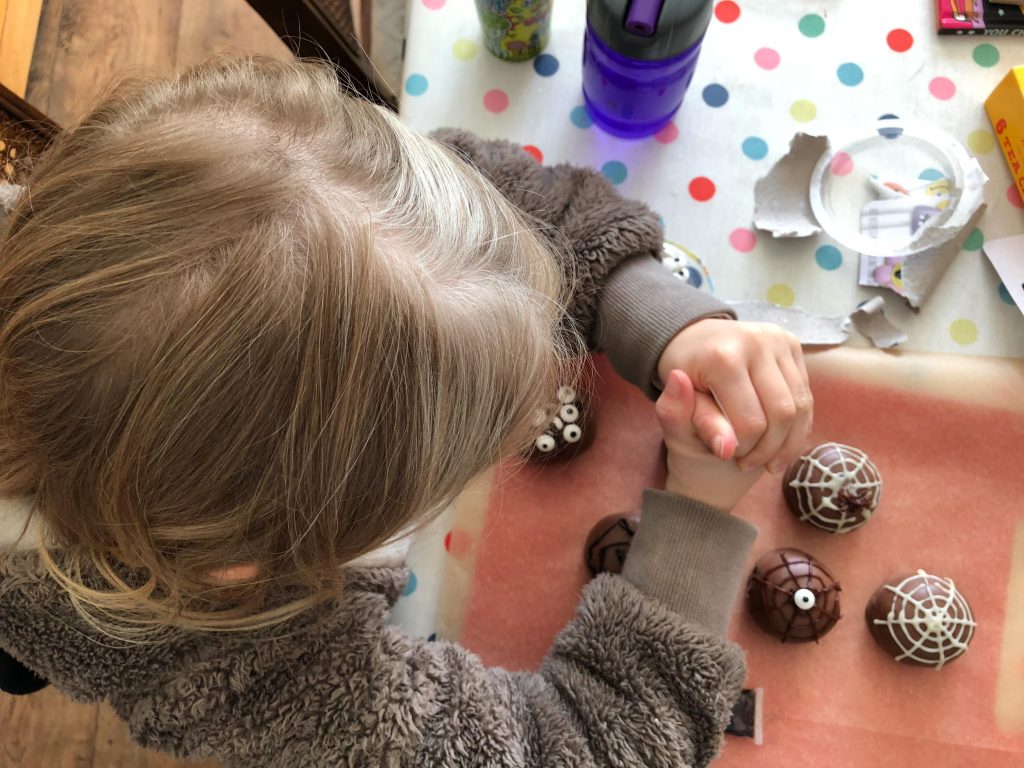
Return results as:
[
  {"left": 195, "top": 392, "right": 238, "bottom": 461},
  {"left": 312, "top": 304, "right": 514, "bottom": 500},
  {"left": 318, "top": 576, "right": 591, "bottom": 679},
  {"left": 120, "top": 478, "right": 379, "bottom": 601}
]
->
[{"left": 0, "top": 57, "right": 810, "bottom": 766}]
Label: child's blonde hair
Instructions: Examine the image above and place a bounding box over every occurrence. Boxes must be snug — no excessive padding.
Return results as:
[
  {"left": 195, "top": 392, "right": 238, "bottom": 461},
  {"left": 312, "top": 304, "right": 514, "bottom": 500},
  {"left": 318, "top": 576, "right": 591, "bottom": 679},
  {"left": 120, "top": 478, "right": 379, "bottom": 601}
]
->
[{"left": 0, "top": 57, "right": 576, "bottom": 636}]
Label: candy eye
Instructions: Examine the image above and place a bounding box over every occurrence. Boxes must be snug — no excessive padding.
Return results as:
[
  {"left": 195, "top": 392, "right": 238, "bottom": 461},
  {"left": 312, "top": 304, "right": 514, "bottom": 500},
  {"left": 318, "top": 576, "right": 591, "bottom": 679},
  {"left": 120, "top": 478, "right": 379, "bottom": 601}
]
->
[
  {"left": 559, "top": 404, "right": 579, "bottom": 423},
  {"left": 535, "top": 434, "right": 556, "bottom": 453},
  {"left": 562, "top": 424, "right": 582, "bottom": 443},
  {"left": 793, "top": 588, "right": 817, "bottom": 611},
  {"left": 552, "top": 416, "right": 564, "bottom": 430},
  {"left": 556, "top": 385, "right": 576, "bottom": 404}
]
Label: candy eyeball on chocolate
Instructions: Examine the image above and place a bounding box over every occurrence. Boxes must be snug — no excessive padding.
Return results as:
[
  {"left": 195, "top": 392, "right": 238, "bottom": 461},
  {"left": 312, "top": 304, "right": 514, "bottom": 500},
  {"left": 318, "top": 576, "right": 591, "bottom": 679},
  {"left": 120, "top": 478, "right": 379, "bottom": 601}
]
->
[
  {"left": 746, "top": 548, "right": 842, "bottom": 643},
  {"left": 534, "top": 434, "right": 557, "bottom": 454},
  {"left": 526, "top": 385, "right": 595, "bottom": 463}
]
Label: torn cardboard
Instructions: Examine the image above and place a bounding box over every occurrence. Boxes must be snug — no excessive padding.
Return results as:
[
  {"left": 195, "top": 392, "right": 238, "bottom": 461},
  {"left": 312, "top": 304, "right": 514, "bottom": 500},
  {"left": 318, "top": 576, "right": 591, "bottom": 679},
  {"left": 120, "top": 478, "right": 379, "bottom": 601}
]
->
[
  {"left": 753, "top": 133, "right": 827, "bottom": 238},
  {"left": 850, "top": 296, "right": 908, "bottom": 349},
  {"left": 752, "top": 124, "right": 988, "bottom": 310},
  {"left": 731, "top": 297, "right": 906, "bottom": 350},
  {"left": 729, "top": 301, "right": 851, "bottom": 345}
]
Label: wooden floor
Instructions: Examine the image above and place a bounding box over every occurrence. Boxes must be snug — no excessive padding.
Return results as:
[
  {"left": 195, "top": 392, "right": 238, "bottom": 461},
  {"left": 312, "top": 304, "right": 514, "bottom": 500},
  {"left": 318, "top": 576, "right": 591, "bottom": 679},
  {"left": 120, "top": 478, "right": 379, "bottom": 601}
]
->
[{"left": 1, "top": 3, "right": 289, "bottom": 765}]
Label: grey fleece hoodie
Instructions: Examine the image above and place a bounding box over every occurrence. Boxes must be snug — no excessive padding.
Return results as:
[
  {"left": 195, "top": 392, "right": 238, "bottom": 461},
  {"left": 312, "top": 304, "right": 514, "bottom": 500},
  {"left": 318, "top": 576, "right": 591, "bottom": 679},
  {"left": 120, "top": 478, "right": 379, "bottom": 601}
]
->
[{"left": 0, "top": 131, "right": 757, "bottom": 767}]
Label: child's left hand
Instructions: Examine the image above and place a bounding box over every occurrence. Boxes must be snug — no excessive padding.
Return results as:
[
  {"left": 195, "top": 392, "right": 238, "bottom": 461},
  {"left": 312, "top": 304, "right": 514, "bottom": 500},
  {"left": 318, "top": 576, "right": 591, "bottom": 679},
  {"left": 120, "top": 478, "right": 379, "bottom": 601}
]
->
[{"left": 657, "top": 318, "right": 812, "bottom": 473}]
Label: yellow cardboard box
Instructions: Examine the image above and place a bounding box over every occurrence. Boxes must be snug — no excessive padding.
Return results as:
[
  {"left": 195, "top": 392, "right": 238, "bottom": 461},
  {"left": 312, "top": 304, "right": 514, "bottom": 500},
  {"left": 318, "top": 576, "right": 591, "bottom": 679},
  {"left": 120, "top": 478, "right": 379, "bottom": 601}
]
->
[{"left": 986, "top": 66, "right": 1024, "bottom": 206}]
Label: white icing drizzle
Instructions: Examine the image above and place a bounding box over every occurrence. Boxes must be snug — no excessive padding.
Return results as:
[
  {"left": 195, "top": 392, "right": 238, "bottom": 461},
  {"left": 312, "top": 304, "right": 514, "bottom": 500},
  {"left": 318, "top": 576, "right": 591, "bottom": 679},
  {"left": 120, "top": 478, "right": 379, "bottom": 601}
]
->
[
  {"left": 872, "top": 570, "right": 976, "bottom": 670},
  {"left": 787, "top": 442, "right": 882, "bottom": 533}
]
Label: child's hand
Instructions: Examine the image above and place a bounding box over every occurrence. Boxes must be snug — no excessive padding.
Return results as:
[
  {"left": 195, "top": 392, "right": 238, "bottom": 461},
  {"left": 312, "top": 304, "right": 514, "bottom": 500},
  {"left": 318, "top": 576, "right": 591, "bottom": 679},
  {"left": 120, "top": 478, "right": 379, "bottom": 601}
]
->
[
  {"left": 656, "top": 369, "right": 765, "bottom": 513},
  {"left": 657, "top": 319, "right": 812, "bottom": 473}
]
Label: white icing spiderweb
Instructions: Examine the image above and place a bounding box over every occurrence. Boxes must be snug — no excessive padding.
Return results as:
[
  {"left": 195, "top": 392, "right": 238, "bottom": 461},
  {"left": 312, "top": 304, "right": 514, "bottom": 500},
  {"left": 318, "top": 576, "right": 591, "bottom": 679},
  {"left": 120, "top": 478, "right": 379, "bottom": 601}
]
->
[
  {"left": 787, "top": 443, "right": 882, "bottom": 533},
  {"left": 872, "top": 570, "right": 976, "bottom": 670}
]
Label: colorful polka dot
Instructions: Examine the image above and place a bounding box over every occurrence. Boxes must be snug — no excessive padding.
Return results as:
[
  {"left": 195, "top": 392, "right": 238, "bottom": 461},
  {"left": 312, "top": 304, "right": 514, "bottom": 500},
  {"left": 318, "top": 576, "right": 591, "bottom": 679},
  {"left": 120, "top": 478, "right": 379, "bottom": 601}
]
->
[
  {"left": 570, "top": 105, "right": 593, "bottom": 129},
  {"left": 815, "top": 245, "right": 843, "bottom": 270},
  {"left": 973, "top": 43, "right": 1000, "bottom": 68},
  {"left": 689, "top": 177, "right": 716, "bottom": 202},
  {"left": 715, "top": 1, "right": 741, "bottom": 23},
  {"left": 742, "top": 136, "right": 768, "bottom": 160},
  {"left": 949, "top": 318, "right": 978, "bottom": 345},
  {"left": 702, "top": 83, "right": 729, "bottom": 107},
  {"left": 836, "top": 62, "right": 863, "bottom": 86},
  {"left": 483, "top": 88, "right": 510, "bottom": 112},
  {"left": 830, "top": 151, "right": 854, "bottom": 176},
  {"left": 422, "top": 0, "right": 445, "bottom": 8},
  {"left": 919, "top": 167, "right": 945, "bottom": 181},
  {"left": 766, "top": 283, "right": 795, "bottom": 307},
  {"left": 602, "top": 160, "right": 628, "bottom": 185},
  {"left": 729, "top": 228, "right": 757, "bottom": 252},
  {"left": 799, "top": 14, "right": 825, "bottom": 37},
  {"left": 887, "top": 28, "right": 913, "bottom": 52},
  {"left": 534, "top": 53, "right": 559, "bottom": 77},
  {"left": 452, "top": 39, "right": 478, "bottom": 60},
  {"left": 790, "top": 99, "right": 817, "bottom": 122},
  {"left": 999, "top": 283, "right": 1015, "bottom": 306},
  {"left": 404, "top": 74, "right": 428, "bottom": 96},
  {"left": 967, "top": 129, "right": 995, "bottom": 155},
  {"left": 1008, "top": 183, "right": 1024, "bottom": 209},
  {"left": 962, "top": 228, "right": 984, "bottom": 251},
  {"left": 402, "top": 571, "right": 418, "bottom": 596},
  {"left": 754, "top": 47, "right": 780, "bottom": 70},
  {"left": 929, "top": 77, "right": 956, "bottom": 101},
  {"left": 654, "top": 122, "right": 679, "bottom": 144},
  {"left": 523, "top": 145, "right": 543, "bottom": 162}
]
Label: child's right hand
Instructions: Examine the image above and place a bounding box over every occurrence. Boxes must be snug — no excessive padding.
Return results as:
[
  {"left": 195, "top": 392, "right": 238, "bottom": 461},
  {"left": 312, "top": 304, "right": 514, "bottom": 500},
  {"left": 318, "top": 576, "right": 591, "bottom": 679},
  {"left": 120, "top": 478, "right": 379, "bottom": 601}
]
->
[{"left": 655, "top": 369, "right": 764, "bottom": 513}]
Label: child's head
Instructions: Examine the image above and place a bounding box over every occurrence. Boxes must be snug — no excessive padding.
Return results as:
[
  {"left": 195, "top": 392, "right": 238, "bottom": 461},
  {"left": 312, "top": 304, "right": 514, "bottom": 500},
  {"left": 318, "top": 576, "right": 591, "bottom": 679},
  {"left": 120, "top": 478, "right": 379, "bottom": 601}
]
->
[{"left": 0, "top": 57, "right": 575, "bottom": 633}]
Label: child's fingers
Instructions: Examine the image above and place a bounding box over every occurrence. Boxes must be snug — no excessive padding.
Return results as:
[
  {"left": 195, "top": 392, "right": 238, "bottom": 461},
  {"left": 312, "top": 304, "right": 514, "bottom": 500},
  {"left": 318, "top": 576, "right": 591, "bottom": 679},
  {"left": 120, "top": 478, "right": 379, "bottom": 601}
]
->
[
  {"left": 654, "top": 369, "right": 696, "bottom": 432},
  {"left": 706, "top": 368, "right": 767, "bottom": 460},
  {"left": 740, "top": 354, "right": 812, "bottom": 472},
  {"left": 764, "top": 355, "right": 813, "bottom": 472},
  {"left": 691, "top": 392, "right": 737, "bottom": 460}
]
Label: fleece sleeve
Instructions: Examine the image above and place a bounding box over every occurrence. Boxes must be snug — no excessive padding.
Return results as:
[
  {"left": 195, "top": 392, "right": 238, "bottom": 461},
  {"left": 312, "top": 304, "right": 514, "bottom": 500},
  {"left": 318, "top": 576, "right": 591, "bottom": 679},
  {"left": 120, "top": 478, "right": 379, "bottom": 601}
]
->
[
  {"left": 430, "top": 129, "right": 735, "bottom": 397},
  {"left": 0, "top": 493, "right": 755, "bottom": 768}
]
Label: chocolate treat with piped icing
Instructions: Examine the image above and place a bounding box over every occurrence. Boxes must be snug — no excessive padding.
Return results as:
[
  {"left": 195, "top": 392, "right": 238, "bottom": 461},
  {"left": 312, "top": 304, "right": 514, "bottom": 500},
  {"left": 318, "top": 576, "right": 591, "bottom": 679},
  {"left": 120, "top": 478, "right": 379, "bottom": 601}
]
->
[
  {"left": 584, "top": 514, "right": 640, "bottom": 577},
  {"left": 783, "top": 442, "right": 882, "bottom": 534},
  {"left": 746, "top": 548, "right": 841, "bottom": 643},
  {"left": 527, "top": 385, "right": 595, "bottom": 462},
  {"left": 866, "top": 570, "right": 976, "bottom": 669}
]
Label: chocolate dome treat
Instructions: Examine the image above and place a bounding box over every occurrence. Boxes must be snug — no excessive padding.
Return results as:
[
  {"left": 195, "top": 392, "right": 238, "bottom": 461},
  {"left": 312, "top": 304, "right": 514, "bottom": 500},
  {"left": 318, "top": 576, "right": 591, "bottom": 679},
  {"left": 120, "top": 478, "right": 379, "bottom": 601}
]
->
[
  {"left": 746, "top": 548, "right": 842, "bottom": 643},
  {"left": 584, "top": 514, "right": 640, "bottom": 577},
  {"left": 866, "top": 570, "right": 976, "bottom": 669},
  {"left": 783, "top": 442, "right": 882, "bottom": 534},
  {"left": 526, "top": 385, "right": 595, "bottom": 462}
]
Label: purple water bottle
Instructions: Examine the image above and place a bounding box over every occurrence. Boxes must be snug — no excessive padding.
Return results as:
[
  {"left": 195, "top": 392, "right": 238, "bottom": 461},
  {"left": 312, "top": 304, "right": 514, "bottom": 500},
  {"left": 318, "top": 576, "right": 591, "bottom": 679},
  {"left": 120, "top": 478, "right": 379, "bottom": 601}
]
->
[{"left": 583, "top": 0, "right": 713, "bottom": 138}]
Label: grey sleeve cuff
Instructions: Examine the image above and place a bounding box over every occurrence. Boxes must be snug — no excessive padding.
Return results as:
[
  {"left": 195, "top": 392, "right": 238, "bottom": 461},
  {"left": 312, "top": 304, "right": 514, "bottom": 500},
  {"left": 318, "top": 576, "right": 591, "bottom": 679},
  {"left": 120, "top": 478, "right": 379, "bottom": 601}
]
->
[
  {"left": 622, "top": 490, "right": 757, "bottom": 637},
  {"left": 593, "top": 257, "right": 736, "bottom": 400}
]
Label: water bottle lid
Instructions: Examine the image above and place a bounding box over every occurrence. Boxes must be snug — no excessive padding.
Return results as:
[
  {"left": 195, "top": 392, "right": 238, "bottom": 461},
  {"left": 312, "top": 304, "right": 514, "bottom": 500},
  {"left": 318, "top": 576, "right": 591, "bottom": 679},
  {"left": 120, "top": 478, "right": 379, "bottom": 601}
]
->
[{"left": 588, "top": 0, "right": 712, "bottom": 60}]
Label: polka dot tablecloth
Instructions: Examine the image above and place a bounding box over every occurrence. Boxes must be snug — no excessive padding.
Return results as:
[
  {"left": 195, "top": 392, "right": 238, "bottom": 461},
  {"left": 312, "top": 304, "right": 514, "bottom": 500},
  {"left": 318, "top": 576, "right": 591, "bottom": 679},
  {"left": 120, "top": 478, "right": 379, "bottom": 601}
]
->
[
  {"left": 391, "top": 0, "right": 1024, "bottom": 634},
  {"left": 400, "top": 0, "right": 1024, "bottom": 359}
]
